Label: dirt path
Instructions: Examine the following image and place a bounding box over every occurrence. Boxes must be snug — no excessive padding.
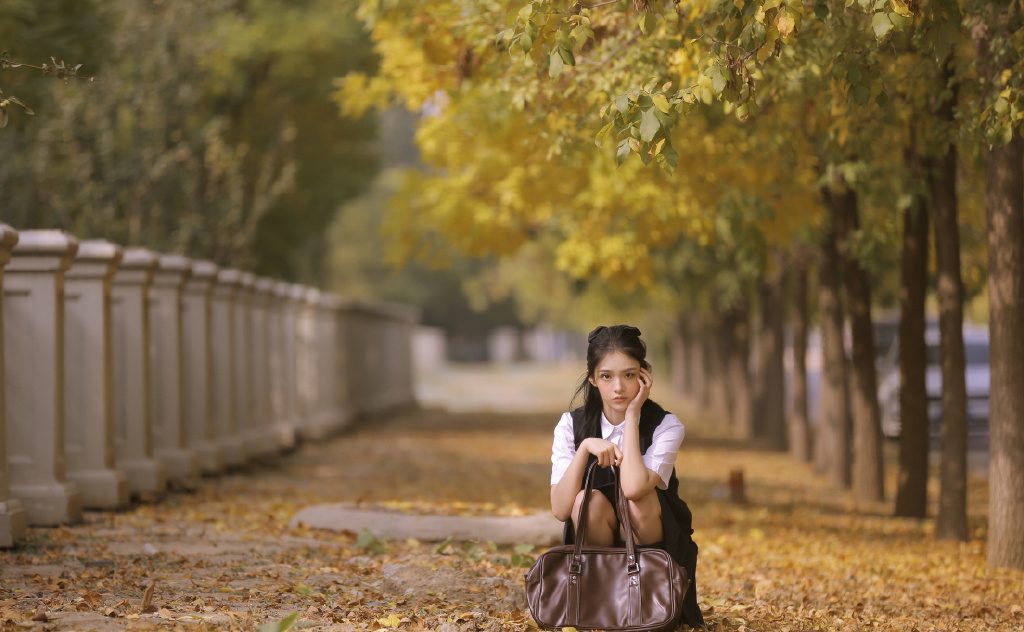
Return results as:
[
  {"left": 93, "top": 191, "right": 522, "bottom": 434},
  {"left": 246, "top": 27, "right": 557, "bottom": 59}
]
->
[{"left": 2, "top": 403, "right": 1020, "bottom": 632}]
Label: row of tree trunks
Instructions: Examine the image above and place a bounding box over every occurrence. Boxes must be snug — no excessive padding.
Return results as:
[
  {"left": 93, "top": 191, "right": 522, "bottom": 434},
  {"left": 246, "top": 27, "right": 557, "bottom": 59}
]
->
[
  {"left": 814, "top": 216, "right": 852, "bottom": 488},
  {"left": 931, "top": 70, "right": 970, "bottom": 542},
  {"left": 755, "top": 250, "right": 788, "bottom": 451},
  {"left": 789, "top": 251, "right": 812, "bottom": 462},
  {"left": 894, "top": 145, "right": 931, "bottom": 519},
  {"left": 832, "top": 182, "right": 886, "bottom": 504},
  {"left": 985, "top": 130, "right": 1024, "bottom": 570},
  {"left": 723, "top": 299, "right": 753, "bottom": 440}
]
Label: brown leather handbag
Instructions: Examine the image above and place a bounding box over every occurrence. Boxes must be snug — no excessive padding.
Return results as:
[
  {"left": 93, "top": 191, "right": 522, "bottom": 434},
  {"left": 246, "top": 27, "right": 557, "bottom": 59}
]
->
[{"left": 525, "top": 461, "right": 690, "bottom": 632}]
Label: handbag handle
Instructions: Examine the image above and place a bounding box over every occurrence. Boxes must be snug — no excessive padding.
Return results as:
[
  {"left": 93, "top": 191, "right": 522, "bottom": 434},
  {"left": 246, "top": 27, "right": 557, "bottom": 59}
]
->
[{"left": 571, "top": 460, "right": 640, "bottom": 573}]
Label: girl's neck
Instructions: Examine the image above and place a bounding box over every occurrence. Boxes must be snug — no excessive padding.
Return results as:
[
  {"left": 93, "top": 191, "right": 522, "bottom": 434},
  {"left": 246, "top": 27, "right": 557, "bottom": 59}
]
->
[{"left": 603, "top": 406, "right": 626, "bottom": 426}]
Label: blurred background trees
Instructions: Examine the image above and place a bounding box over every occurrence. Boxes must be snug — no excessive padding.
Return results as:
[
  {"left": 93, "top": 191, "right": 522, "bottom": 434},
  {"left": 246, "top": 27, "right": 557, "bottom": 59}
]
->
[{"left": 1, "top": 0, "right": 378, "bottom": 283}]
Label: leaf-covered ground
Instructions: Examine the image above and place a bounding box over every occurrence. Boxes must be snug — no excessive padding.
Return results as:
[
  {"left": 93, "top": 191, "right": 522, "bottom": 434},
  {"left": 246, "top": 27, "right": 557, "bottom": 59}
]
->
[{"left": 2, "top": 407, "right": 1021, "bottom": 632}]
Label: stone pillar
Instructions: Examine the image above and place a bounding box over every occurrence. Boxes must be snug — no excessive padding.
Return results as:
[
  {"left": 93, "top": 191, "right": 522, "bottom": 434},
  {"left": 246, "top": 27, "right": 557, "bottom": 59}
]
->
[
  {"left": 233, "top": 273, "right": 258, "bottom": 459},
  {"left": 210, "top": 269, "right": 245, "bottom": 467},
  {"left": 64, "top": 240, "right": 130, "bottom": 509},
  {"left": 272, "top": 283, "right": 301, "bottom": 450},
  {"left": 248, "top": 278, "right": 276, "bottom": 457},
  {"left": 149, "top": 255, "right": 199, "bottom": 487},
  {"left": 294, "top": 288, "right": 320, "bottom": 439},
  {"left": 4, "top": 230, "right": 83, "bottom": 525},
  {"left": 0, "top": 224, "right": 27, "bottom": 546},
  {"left": 181, "top": 260, "right": 222, "bottom": 475},
  {"left": 111, "top": 249, "right": 166, "bottom": 497},
  {"left": 341, "top": 303, "right": 370, "bottom": 416},
  {"left": 307, "top": 293, "right": 341, "bottom": 438},
  {"left": 333, "top": 297, "right": 355, "bottom": 425}
]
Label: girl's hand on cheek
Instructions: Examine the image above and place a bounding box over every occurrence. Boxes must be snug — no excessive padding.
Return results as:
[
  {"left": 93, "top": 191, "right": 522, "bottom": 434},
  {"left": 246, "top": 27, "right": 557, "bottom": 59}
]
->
[{"left": 627, "top": 368, "right": 652, "bottom": 416}]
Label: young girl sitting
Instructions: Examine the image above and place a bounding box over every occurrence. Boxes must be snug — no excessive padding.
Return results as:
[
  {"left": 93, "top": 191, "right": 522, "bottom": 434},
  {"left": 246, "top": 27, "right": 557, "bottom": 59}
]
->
[{"left": 549, "top": 324, "right": 704, "bottom": 629}]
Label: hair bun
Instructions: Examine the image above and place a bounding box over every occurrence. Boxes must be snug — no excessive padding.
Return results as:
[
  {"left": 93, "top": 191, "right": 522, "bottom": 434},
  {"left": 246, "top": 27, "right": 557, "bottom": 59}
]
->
[{"left": 587, "top": 324, "right": 642, "bottom": 345}]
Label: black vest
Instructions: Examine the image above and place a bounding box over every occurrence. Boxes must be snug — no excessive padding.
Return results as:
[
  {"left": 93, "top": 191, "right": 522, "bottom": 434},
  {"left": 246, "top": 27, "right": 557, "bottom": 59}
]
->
[{"left": 570, "top": 399, "right": 683, "bottom": 500}]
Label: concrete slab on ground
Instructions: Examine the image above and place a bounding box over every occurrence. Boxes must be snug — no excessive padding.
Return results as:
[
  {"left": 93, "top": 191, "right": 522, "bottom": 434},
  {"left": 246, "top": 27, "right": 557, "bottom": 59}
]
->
[{"left": 291, "top": 504, "right": 563, "bottom": 546}]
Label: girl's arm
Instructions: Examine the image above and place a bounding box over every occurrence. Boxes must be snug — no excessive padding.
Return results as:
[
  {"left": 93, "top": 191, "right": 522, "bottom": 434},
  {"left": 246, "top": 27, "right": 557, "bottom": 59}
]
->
[
  {"left": 550, "top": 437, "right": 622, "bottom": 521},
  {"left": 619, "top": 368, "right": 663, "bottom": 500}
]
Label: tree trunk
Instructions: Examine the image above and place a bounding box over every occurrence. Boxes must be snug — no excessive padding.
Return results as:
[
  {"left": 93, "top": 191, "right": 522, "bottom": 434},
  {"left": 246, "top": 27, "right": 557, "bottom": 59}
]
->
[
  {"left": 690, "top": 316, "right": 708, "bottom": 410},
  {"left": 705, "top": 308, "right": 731, "bottom": 426},
  {"left": 832, "top": 184, "right": 885, "bottom": 504},
  {"left": 894, "top": 152, "right": 932, "bottom": 519},
  {"left": 815, "top": 219, "right": 852, "bottom": 487},
  {"left": 756, "top": 250, "right": 788, "bottom": 450},
  {"left": 790, "top": 249, "right": 812, "bottom": 462},
  {"left": 670, "top": 315, "right": 690, "bottom": 398},
  {"left": 986, "top": 130, "right": 1024, "bottom": 569},
  {"left": 932, "top": 74, "right": 969, "bottom": 541},
  {"left": 722, "top": 300, "right": 753, "bottom": 440}
]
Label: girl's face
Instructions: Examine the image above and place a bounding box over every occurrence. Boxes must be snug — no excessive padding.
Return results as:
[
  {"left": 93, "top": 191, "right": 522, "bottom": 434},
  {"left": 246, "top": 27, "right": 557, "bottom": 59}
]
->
[{"left": 588, "top": 350, "right": 642, "bottom": 418}]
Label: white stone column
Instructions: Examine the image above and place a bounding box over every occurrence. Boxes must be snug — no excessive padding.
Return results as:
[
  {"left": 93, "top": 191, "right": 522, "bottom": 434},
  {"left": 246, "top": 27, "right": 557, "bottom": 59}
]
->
[
  {"left": 272, "top": 283, "right": 302, "bottom": 450},
  {"left": 248, "top": 278, "right": 276, "bottom": 457},
  {"left": 0, "top": 223, "right": 27, "bottom": 546},
  {"left": 210, "top": 270, "right": 245, "bottom": 467},
  {"left": 64, "top": 240, "right": 130, "bottom": 509},
  {"left": 149, "top": 255, "right": 199, "bottom": 487},
  {"left": 233, "top": 273, "right": 258, "bottom": 459},
  {"left": 294, "top": 288, "right": 320, "bottom": 440},
  {"left": 111, "top": 249, "right": 166, "bottom": 497},
  {"left": 4, "top": 230, "right": 83, "bottom": 526},
  {"left": 181, "top": 260, "right": 222, "bottom": 475},
  {"left": 333, "top": 297, "right": 355, "bottom": 425},
  {"left": 340, "top": 303, "right": 368, "bottom": 416},
  {"left": 308, "top": 293, "right": 341, "bottom": 438}
]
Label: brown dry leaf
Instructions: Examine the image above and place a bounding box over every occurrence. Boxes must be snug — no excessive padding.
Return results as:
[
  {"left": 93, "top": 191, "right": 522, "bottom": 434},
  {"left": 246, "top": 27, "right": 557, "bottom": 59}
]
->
[
  {"left": 141, "top": 579, "right": 156, "bottom": 611},
  {"left": 81, "top": 590, "right": 102, "bottom": 608},
  {"left": 30, "top": 606, "right": 48, "bottom": 622}
]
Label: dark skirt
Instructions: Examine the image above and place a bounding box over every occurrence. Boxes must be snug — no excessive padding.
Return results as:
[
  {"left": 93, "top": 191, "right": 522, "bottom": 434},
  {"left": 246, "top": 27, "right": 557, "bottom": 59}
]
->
[{"left": 562, "top": 482, "right": 705, "bottom": 630}]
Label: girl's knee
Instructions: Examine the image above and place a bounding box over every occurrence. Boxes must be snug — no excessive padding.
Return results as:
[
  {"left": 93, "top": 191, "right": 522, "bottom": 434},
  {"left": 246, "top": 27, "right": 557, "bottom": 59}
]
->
[
  {"left": 571, "top": 490, "right": 616, "bottom": 529},
  {"left": 627, "top": 493, "right": 663, "bottom": 536}
]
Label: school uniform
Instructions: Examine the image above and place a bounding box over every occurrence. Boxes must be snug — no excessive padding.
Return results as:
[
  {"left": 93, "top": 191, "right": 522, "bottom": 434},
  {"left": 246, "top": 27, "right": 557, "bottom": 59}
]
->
[{"left": 550, "top": 399, "right": 705, "bottom": 629}]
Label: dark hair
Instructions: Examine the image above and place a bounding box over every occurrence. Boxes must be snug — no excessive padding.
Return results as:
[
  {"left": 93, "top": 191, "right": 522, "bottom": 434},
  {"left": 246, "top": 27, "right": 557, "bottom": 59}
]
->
[{"left": 570, "top": 325, "right": 651, "bottom": 441}]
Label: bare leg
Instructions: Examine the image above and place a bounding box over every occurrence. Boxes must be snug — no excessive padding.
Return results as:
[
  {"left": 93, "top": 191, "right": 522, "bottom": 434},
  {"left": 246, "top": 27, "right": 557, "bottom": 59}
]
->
[
  {"left": 571, "top": 490, "right": 618, "bottom": 546},
  {"left": 622, "top": 491, "right": 663, "bottom": 544}
]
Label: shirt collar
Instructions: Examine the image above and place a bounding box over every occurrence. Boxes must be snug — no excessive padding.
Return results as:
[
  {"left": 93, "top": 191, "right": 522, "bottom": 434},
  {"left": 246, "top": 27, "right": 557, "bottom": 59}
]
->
[{"left": 600, "top": 412, "right": 624, "bottom": 439}]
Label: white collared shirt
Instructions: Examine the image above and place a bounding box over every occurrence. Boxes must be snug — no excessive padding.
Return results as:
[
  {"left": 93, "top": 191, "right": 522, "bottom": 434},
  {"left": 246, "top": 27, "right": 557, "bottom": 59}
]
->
[{"left": 550, "top": 411, "right": 685, "bottom": 490}]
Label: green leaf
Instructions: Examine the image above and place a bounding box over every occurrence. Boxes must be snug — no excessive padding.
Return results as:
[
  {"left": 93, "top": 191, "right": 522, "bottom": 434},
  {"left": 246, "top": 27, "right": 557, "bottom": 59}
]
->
[
  {"left": 871, "top": 12, "right": 893, "bottom": 39},
  {"left": 595, "top": 122, "right": 614, "bottom": 148},
  {"left": 640, "top": 107, "right": 661, "bottom": 142},
  {"left": 513, "top": 543, "right": 536, "bottom": 555},
  {"left": 435, "top": 536, "right": 453, "bottom": 554},
  {"left": 616, "top": 138, "right": 631, "bottom": 166},
  {"left": 657, "top": 142, "right": 678, "bottom": 174},
  {"left": 652, "top": 93, "right": 671, "bottom": 113},
  {"left": 256, "top": 613, "right": 300, "bottom": 632},
  {"left": 355, "top": 528, "right": 379, "bottom": 550},
  {"left": 549, "top": 49, "right": 564, "bottom": 78},
  {"left": 711, "top": 69, "right": 728, "bottom": 93},
  {"left": 558, "top": 46, "right": 576, "bottom": 66},
  {"left": 614, "top": 94, "right": 629, "bottom": 114},
  {"left": 875, "top": 90, "right": 889, "bottom": 106},
  {"left": 638, "top": 12, "right": 656, "bottom": 35},
  {"left": 853, "top": 84, "right": 870, "bottom": 105},
  {"left": 521, "top": 34, "right": 533, "bottom": 53}
]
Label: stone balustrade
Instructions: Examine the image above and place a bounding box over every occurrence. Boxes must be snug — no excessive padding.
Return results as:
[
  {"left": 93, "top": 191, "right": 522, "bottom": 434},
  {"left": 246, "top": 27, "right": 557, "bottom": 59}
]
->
[{"left": 1, "top": 226, "right": 418, "bottom": 544}]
